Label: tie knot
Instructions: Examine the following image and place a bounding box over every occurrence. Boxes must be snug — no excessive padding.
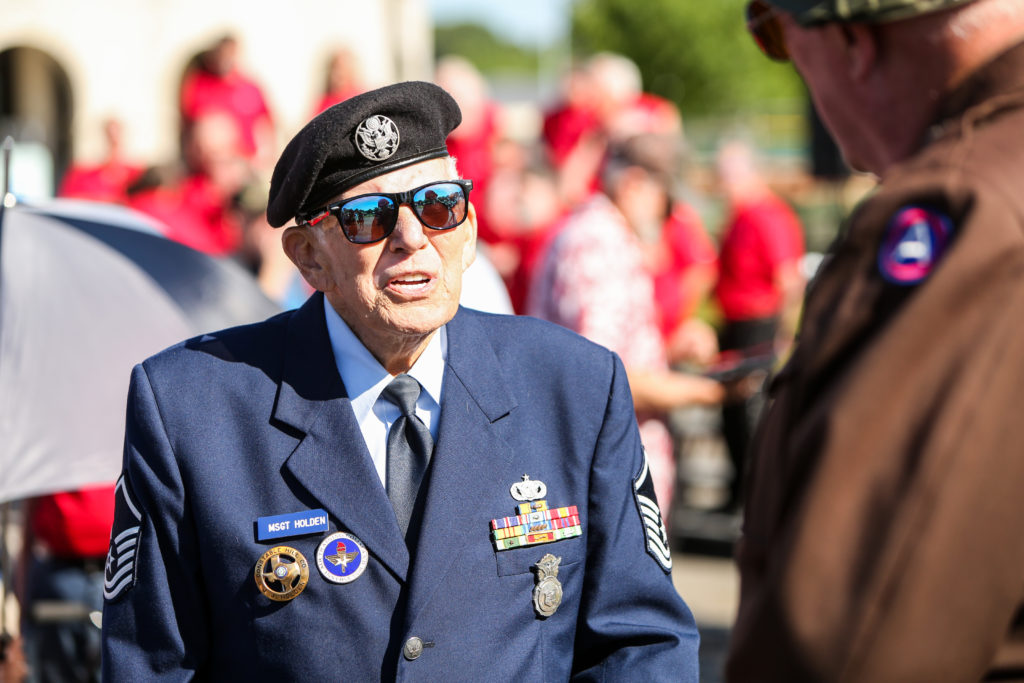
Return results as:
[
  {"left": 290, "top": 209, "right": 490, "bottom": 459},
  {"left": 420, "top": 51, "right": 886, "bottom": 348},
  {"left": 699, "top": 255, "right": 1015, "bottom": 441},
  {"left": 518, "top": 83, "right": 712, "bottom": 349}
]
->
[{"left": 381, "top": 374, "right": 422, "bottom": 416}]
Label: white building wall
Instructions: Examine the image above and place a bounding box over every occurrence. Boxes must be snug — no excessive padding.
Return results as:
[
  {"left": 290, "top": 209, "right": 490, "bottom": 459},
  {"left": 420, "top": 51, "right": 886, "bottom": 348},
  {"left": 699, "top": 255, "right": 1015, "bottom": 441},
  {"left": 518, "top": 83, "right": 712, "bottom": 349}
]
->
[{"left": 0, "top": 0, "right": 432, "bottom": 167}]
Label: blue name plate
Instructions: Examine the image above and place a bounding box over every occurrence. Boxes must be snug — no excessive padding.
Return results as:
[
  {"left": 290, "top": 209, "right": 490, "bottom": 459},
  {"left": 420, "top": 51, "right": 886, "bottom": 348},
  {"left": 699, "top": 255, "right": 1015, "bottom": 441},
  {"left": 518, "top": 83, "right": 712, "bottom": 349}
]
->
[{"left": 257, "top": 509, "right": 329, "bottom": 541}]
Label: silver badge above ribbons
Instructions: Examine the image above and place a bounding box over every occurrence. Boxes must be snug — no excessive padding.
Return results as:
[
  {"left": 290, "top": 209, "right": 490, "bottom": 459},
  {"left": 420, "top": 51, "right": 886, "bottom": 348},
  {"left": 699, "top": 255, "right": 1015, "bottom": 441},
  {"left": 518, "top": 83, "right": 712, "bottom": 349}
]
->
[
  {"left": 355, "top": 114, "right": 400, "bottom": 161},
  {"left": 510, "top": 474, "right": 547, "bottom": 502},
  {"left": 532, "top": 553, "right": 563, "bottom": 618}
]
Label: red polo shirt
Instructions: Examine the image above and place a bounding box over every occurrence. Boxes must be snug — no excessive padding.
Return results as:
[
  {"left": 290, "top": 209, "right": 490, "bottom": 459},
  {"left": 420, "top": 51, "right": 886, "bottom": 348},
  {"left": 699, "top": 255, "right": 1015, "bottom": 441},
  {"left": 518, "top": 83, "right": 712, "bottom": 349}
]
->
[
  {"left": 30, "top": 485, "right": 116, "bottom": 558},
  {"left": 715, "top": 193, "right": 804, "bottom": 321}
]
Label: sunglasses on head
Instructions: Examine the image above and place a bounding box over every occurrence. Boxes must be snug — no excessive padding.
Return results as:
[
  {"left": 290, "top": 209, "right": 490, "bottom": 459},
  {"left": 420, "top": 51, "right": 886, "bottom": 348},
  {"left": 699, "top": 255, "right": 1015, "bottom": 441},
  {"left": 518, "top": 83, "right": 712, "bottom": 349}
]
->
[
  {"left": 300, "top": 179, "right": 473, "bottom": 244},
  {"left": 746, "top": 0, "right": 790, "bottom": 62}
]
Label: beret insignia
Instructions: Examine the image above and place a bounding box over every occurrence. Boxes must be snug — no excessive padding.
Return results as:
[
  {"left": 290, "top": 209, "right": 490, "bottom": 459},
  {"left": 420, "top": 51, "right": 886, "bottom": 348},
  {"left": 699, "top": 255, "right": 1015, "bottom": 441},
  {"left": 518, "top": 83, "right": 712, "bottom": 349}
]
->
[{"left": 355, "top": 115, "right": 400, "bottom": 161}]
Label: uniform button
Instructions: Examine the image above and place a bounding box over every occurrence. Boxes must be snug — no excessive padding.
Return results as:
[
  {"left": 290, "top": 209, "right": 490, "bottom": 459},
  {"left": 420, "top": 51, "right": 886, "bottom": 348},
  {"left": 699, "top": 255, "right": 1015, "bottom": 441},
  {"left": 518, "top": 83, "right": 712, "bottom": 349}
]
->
[{"left": 403, "top": 636, "right": 424, "bottom": 661}]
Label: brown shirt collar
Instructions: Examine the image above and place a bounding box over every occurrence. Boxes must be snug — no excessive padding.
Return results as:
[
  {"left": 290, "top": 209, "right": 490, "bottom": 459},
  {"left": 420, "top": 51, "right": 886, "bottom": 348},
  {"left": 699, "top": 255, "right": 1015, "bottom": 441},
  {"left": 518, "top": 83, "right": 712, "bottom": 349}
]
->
[{"left": 929, "top": 38, "right": 1024, "bottom": 142}]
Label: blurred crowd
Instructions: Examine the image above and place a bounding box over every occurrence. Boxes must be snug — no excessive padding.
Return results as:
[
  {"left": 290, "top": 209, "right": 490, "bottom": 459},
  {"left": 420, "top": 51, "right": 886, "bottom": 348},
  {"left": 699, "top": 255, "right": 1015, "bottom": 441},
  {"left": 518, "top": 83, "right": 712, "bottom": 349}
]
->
[{"left": 18, "top": 35, "right": 809, "bottom": 683}]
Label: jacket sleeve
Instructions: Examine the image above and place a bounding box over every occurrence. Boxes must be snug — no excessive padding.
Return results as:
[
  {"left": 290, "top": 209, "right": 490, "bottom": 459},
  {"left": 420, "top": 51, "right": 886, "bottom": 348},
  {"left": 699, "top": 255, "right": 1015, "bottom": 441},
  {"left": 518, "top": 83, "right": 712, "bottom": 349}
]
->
[
  {"left": 571, "top": 352, "right": 700, "bottom": 682},
  {"left": 728, "top": 186, "right": 1024, "bottom": 682},
  {"left": 101, "top": 363, "right": 208, "bottom": 681}
]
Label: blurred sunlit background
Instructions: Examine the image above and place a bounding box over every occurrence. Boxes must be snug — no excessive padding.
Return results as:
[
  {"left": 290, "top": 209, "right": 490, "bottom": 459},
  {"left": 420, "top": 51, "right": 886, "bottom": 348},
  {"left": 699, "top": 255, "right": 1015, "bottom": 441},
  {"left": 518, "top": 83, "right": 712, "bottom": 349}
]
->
[
  {"left": 0, "top": 0, "right": 865, "bottom": 250},
  {"left": 0, "top": 1, "right": 877, "bottom": 681}
]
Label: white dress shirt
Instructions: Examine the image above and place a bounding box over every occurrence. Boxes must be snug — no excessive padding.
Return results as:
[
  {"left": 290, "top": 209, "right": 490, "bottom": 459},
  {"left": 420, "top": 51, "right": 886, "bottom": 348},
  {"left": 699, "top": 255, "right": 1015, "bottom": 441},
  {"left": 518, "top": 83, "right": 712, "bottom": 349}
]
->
[{"left": 323, "top": 297, "right": 445, "bottom": 487}]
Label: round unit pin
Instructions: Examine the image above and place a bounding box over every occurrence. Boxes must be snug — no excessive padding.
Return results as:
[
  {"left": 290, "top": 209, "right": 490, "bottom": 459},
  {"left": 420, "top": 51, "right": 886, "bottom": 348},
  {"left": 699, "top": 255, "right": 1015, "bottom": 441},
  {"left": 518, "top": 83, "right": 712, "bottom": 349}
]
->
[{"left": 316, "top": 532, "right": 369, "bottom": 584}]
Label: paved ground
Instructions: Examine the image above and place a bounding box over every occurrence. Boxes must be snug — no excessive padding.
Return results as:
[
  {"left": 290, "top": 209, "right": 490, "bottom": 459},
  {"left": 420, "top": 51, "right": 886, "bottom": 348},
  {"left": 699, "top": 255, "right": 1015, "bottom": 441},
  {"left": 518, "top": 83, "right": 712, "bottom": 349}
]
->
[
  {"left": 672, "top": 551, "right": 738, "bottom": 683},
  {"left": 673, "top": 552, "right": 738, "bottom": 628},
  {"left": 669, "top": 405, "right": 744, "bottom": 682}
]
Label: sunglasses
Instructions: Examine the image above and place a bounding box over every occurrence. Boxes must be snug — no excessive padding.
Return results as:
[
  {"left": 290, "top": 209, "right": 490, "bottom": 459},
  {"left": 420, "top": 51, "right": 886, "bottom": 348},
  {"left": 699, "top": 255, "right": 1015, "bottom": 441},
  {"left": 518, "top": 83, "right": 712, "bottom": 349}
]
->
[
  {"left": 300, "top": 179, "right": 473, "bottom": 244},
  {"left": 746, "top": 0, "right": 789, "bottom": 62}
]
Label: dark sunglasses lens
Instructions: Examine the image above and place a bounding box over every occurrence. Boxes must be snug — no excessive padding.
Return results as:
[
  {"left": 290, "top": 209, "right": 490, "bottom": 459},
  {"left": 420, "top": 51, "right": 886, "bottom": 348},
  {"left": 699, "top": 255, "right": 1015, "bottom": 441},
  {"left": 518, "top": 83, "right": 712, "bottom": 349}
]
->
[
  {"left": 747, "top": 1, "right": 788, "bottom": 61},
  {"left": 337, "top": 195, "right": 398, "bottom": 243},
  {"left": 413, "top": 182, "right": 467, "bottom": 230}
]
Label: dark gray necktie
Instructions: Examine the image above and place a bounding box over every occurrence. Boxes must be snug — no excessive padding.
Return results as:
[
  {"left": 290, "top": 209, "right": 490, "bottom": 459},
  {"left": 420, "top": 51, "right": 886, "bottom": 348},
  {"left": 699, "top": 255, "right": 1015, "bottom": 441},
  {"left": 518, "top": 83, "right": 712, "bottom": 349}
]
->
[{"left": 382, "top": 374, "right": 433, "bottom": 538}]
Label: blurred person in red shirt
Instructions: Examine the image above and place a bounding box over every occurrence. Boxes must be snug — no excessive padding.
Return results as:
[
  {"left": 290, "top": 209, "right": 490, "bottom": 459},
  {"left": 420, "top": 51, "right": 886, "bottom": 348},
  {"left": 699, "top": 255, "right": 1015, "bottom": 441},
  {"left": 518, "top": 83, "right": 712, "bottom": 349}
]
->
[
  {"left": 482, "top": 143, "right": 566, "bottom": 312},
  {"left": 179, "top": 35, "right": 274, "bottom": 169},
  {"left": 434, "top": 55, "right": 502, "bottom": 244},
  {"left": 541, "top": 60, "right": 606, "bottom": 209},
  {"left": 544, "top": 58, "right": 719, "bottom": 359},
  {"left": 19, "top": 485, "right": 115, "bottom": 683},
  {"left": 651, "top": 201, "right": 721, "bottom": 366},
  {"left": 313, "top": 48, "right": 365, "bottom": 114},
  {"left": 128, "top": 112, "right": 251, "bottom": 256},
  {"left": 713, "top": 139, "right": 805, "bottom": 511},
  {"left": 530, "top": 134, "right": 724, "bottom": 522},
  {"left": 58, "top": 118, "right": 142, "bottom": 204},
  {"left": 542, "top": 53, "right": 685, "bottom": 211},
  {"left": 542, "top": 64, "right": 601, "bottom": 166}
]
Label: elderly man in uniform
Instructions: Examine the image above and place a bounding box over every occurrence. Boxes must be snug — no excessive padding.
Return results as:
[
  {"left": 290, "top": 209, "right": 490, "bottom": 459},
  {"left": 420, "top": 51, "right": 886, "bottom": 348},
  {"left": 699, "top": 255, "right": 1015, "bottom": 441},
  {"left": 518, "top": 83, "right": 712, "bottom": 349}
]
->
[
  {"left": 729, "top": 1, "right": 1024, "bottom": 681},
  {"left": 100, "top": 82, "right": 699, "bottom": 680}
]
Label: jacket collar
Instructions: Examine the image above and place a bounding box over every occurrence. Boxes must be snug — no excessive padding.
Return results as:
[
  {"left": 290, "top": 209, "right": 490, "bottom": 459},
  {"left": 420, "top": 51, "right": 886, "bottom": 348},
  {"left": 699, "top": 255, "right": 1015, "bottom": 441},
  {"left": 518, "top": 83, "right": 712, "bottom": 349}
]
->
[
  {"left": 273, "top": 292, "right": 409, "bottom": 580},
  {"left": 272, "top": 296, "right": 518, "bottom": 587},
  {"left": 930, "top": 39, "right": 1024, "bottom": 144}
]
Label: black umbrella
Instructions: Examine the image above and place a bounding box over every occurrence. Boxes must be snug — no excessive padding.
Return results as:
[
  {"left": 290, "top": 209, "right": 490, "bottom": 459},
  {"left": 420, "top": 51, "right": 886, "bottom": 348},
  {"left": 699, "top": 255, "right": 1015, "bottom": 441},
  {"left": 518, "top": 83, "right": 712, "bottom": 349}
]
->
[
  {"left": 0, "top": 137, "right": 281, "bottom": 664},
  {"left": 0, "top": 198, "right": 280, "bottom": 503}
]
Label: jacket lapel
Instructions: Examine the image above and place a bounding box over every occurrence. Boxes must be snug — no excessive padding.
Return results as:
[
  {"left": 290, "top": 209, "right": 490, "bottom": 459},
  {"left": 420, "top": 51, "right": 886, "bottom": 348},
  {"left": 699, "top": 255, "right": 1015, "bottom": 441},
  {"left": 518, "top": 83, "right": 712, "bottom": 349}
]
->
[
  {"left": 273, "top": 293, "right": 409, "bottom": 581},
  {"left": 405, "top": 309, "right": 517, "bottom": 617}
]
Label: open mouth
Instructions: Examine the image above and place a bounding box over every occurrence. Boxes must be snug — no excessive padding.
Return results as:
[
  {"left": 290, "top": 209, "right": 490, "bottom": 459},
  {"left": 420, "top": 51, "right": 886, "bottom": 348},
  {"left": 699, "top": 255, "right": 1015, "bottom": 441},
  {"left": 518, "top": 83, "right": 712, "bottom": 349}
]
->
[{"left": 387, "top": 273, "right": 434, "bottom": 295}]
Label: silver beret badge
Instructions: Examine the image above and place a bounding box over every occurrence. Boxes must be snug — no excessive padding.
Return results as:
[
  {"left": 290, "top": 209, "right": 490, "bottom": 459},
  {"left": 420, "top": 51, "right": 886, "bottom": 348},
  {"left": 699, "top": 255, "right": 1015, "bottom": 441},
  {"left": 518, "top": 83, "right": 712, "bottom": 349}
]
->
[
  {"left": 532, "top": 554, "right": 563, "bottom": 618},
  {"left": 355, "top": 114, "right": 400, "bottom": 161}
]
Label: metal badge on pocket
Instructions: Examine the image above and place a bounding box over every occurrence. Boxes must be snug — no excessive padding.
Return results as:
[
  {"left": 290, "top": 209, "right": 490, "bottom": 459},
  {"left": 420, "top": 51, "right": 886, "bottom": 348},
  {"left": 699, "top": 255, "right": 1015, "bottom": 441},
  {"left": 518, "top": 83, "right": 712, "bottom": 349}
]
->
[{"left": 532, "top": 554, "right": 563, "bottom": 618}]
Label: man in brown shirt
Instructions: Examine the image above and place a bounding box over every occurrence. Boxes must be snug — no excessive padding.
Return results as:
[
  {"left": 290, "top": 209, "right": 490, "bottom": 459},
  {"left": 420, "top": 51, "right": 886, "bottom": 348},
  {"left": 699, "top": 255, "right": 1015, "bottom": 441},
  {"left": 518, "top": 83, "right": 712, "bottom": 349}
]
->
[{"left": 728, "top": 1, "right": 1024, "bottom": 680}]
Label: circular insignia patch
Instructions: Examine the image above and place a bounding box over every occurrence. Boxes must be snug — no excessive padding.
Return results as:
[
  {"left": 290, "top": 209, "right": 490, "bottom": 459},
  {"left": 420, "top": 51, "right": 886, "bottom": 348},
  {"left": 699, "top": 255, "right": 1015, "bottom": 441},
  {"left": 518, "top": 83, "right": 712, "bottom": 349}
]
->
[
  {"left": 316, "top": 532, "right": 369, "bottom": 584},
  {"left": 878, "top": 206, "right": 953, "bottom": 285},
  {"left": 254, "top": 546, "right": 309, "bottom": 602},
  {"left": 354, "top": 115, "right": 400, "bottom": 161}
]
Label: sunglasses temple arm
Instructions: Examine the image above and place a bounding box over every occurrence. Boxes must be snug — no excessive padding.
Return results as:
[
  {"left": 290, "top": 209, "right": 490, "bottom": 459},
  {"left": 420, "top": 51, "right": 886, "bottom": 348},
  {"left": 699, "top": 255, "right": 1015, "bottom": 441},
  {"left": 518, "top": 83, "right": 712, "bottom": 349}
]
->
[{"left": 305, "top": 210, "right": 330, "bottom": 227}]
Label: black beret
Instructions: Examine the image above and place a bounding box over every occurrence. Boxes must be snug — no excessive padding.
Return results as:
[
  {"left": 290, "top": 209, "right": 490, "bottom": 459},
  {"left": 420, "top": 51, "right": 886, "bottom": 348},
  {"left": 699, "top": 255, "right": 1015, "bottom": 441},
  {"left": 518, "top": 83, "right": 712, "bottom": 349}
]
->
[{"left": 267, "top": 81, "right": 462, "bottom": 228}]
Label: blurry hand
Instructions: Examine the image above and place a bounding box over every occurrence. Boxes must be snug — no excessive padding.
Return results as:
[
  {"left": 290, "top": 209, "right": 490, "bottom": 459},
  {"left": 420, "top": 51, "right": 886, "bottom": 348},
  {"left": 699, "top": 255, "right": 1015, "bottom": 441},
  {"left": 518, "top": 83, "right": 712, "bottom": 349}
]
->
[{"left": 667, "top": 318, "right": 720, "bottom": 366}]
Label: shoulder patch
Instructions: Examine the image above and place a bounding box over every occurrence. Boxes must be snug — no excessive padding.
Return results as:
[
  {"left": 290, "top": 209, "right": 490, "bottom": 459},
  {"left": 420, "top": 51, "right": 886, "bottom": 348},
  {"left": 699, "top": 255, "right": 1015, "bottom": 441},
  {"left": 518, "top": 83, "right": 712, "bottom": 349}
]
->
[
  {"left": 632, "top": 448, "right": 672, "bottom": 573},
  {"left": 877, "top": 205, "right": 953, "bottom": 286},
  {"left": 103, "top": 475, "right": 143, "bottom": 601}
]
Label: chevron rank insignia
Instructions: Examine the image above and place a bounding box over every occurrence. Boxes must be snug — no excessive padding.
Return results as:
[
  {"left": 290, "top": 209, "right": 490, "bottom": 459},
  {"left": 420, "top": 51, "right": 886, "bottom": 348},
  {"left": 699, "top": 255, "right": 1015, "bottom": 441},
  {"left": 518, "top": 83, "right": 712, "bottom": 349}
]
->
[
  {"left": 633, "top": 449, "right": 671, "bottom": 572},
  {"left": 104, "top": 475, "right": 144, "bottom": 601}
]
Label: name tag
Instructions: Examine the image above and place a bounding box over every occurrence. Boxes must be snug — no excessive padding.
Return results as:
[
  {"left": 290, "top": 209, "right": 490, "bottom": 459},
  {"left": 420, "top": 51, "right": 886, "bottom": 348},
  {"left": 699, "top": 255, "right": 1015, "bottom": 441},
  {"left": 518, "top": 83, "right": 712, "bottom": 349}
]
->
[{"left": 257, "top": 509, "right": 329, "bottom": 541}]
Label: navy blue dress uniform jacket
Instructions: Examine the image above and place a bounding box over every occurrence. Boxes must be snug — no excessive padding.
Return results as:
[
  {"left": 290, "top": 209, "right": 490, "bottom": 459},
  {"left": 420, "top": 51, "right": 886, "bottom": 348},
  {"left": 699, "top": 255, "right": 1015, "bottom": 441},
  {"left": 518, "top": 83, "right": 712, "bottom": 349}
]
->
[{"left": 101, "top": 292, "right": 699, "bottom": 681}]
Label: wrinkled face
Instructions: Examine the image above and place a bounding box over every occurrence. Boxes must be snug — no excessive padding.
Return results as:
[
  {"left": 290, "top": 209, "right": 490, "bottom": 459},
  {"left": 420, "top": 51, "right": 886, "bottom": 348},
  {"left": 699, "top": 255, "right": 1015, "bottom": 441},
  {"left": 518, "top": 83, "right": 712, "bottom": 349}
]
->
[{"left": 286, "top": 157, "right": 477, "bottom": 357}]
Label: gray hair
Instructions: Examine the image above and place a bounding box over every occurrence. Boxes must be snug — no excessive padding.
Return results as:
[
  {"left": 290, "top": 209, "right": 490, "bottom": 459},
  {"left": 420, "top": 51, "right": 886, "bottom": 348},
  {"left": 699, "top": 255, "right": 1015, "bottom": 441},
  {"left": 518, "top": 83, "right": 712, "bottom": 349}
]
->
[{"left": 586, "top": 52, "right": 643, "bottom": 103}]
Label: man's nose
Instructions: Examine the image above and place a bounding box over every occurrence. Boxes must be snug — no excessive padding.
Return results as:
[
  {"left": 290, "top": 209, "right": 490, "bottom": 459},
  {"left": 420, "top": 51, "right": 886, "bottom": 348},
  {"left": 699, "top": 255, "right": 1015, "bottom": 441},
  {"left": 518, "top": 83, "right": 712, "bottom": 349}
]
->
[{"left": 388, "top": 206, "right": 429, "bottom": 251}]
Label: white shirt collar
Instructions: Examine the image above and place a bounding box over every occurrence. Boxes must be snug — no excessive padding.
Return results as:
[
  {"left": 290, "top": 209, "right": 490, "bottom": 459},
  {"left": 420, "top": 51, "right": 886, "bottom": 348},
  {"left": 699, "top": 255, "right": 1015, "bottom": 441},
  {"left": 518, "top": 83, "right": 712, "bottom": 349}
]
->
[{"left": 322, "top": 296, "right": 446, "bottom": 427}]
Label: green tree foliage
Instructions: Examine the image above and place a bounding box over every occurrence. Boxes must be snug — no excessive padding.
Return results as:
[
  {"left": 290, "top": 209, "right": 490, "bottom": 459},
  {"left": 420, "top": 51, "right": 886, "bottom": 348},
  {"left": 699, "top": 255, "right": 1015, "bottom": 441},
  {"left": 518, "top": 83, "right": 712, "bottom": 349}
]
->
[
  {"left": 435, "top": 23, "right": 552, "bottom": 75},
  {"left": 572, "top": 0, "right": 804, "bottom": 115}
]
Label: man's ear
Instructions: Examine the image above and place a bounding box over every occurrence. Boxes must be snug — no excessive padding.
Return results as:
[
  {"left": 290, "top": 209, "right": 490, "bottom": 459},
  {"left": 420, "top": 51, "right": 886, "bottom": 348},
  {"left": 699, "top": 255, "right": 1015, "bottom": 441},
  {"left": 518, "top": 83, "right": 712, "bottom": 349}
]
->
[
  {"left": 840, "top": 21, "right": 878, "bottom": 81},
  {"left": 282, "top": 226, "right": 332, "bottom": 292},
  {"left": 461, "top": 201, "right": 479, "bottom": 272}
]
